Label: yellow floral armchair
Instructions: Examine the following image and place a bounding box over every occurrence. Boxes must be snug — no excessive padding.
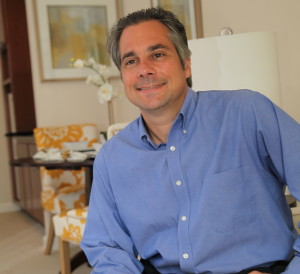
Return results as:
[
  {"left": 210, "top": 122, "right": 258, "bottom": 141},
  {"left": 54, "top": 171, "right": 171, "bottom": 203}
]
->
[
  {"left": 33, "top": 123, "right": 98, "bottom": 255},
  {"left": 52, "top": 122, "right": 128, "bottom": 274}
]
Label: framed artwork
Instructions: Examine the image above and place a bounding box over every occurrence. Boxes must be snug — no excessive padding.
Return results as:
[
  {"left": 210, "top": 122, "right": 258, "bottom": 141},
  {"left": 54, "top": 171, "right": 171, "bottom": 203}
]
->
[
  {"left": 151, "top": 0, "right": 203, "bottom": 40},
  {"left": 34, "top": 0, "right": 120, "bottom": 81}
]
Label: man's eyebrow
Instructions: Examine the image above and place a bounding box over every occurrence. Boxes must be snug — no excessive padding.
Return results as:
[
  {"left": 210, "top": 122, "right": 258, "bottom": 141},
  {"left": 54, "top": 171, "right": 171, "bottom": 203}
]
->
[
  {"left": 121, "top": 51, "right": 135, "bottom": 63},
  {"left": 121, "top": 43, "right": 170, "bottom": 63},
  {"left": 148, "top": 43, "right": 169, "bottom": 52}
]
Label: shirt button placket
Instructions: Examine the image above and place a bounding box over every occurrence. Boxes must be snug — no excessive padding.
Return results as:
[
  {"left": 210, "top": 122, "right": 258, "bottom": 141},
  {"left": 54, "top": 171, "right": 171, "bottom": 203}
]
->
[{"left": 167, "top": 127, "right": 193, "bottom": 272}]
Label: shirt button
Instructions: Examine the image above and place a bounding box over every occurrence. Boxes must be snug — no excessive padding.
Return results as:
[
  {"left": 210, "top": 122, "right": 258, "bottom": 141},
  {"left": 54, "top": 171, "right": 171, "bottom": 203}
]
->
[
  {"left": 181, "top": 216, "right": 187, "bottom": 221},
  {"left": 183, "top": 129, "right": 187, "bottom": 134},
  {"left": 183, "top": 253, "right": 189, "bottom": 259},
  {"left": 170, "top": 146, "right": 176, "bottom": 151},
  {"left": 176, "top": 180, "right": 182, "bottom": 186}
]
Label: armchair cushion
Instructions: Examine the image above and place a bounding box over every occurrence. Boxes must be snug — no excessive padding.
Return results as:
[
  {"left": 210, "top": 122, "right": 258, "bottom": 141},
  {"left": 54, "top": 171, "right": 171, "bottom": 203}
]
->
[{"left": 53, "top": 207, "right": 88, "bottom": 244}]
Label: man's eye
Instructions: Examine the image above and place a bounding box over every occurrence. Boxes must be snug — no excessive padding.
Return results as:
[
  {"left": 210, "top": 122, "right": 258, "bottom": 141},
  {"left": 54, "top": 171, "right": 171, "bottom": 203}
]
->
[
  {"left": 125, "top": 59, "right": 136, "bottom": 66},
  {"left": 153, "top": 52, "right": 164, "bottom": 59}
]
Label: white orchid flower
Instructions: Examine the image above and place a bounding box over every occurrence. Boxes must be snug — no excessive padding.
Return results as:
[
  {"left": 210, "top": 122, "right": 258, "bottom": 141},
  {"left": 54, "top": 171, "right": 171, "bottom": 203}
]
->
[
  {"left": 96, "top": 64, "right": 108, "bottom": 75},
  {"left": 71, "top": 57, "right": 119, "bottom": 104},
  {"left": 86, "top": 75, "right": 104, "bottom": 86},
  {"left": 72, "top": 59, "right": 85, "bottom": 69},
  {"left": 87, "top": 57, "right": 96, "bottom": 66},
  {"left": 97, "top": 83, "right": 114, "bottom": 104}
]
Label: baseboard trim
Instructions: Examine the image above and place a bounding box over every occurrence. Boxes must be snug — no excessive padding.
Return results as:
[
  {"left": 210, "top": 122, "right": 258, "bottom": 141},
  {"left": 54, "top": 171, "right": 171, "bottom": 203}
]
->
[{"left": 0, "top": 202, "right": 20, "bottom": 213}]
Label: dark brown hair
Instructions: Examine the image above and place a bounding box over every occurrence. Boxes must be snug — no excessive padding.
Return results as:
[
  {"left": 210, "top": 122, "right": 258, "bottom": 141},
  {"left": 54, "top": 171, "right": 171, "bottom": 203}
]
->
[{"left": 107, "top": 7, "right": 192, "bottom": 87}]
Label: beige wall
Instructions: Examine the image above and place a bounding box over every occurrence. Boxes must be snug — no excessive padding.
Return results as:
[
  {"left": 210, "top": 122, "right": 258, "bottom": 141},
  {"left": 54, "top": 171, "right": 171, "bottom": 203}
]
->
[
  {"left": 25, "top": 0, "right": 148, "bottom": 131},
  {"left": 201, "top": 0, "right": 300, "bottom": 122},
  {"left": 1, "top": 0, "right": 300, "bottom": 210},
  {"left": 24, "top": 0, "right": 154, "bottom": 131},
  {"left": 0, "top": 0, "right": 151, "bottom": 212}
]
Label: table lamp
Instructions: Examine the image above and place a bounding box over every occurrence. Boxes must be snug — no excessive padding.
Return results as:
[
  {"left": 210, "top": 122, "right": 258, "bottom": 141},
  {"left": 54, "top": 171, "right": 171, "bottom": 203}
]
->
[{"left": 188, "top": 31, "right": 282, "bottom": 106}]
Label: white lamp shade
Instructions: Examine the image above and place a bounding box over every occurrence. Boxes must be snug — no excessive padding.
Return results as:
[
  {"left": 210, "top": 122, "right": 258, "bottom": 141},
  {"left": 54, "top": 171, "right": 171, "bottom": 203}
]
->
[{"left": 188, "top": 31, "right": 282, "bottom": 106}]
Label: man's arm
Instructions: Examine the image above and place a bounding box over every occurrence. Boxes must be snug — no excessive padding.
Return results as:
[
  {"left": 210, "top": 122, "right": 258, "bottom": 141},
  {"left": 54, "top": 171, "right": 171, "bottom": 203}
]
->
[
  {"left": 80, "top": 151, "right": 143, "bottom": 273},
  {"left": 250, "top": 93, "right": 300, "bottom": 273}
]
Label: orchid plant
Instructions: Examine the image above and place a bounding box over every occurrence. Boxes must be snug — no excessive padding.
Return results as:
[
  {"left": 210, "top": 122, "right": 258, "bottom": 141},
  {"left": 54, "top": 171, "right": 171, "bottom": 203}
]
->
[{"left": 71, "top": 58, "right": 119, "bottom": 104}]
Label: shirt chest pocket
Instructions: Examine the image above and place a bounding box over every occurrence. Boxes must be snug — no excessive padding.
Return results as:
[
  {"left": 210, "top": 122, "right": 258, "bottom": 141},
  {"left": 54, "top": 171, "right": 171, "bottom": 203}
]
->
[{"left": 203, "top": 165, "right": 258, "bottom": 233}]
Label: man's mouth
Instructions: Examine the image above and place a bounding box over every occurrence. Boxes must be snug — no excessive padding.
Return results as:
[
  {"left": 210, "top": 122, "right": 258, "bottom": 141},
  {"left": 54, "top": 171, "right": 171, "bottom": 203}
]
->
[{"left": 136, "top": 83, "right": 165, "bottom": 91}]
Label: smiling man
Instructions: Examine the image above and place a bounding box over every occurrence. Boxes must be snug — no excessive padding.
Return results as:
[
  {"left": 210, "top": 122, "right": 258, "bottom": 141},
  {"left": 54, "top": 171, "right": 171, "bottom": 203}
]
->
[
  {"left": 119, "top": 18, "right": 191, "bottom": 145},
  {"left": 81, "top": 8, "right": 300, "bottom": 274}
]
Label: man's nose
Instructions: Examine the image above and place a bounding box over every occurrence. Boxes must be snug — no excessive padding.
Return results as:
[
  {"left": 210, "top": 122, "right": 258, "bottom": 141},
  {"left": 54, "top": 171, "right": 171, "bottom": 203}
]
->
[{"left": 138, "top": 60, "right": 155, "bottom": 77}]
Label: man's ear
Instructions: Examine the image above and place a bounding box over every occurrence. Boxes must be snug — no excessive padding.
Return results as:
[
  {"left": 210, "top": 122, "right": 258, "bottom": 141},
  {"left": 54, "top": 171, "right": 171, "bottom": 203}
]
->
[{"left": 185, "top": 58, "right": 191, "bottom": 78}]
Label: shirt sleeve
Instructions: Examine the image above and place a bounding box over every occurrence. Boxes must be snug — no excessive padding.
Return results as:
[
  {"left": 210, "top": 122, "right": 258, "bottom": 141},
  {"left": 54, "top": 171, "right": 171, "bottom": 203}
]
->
[
  {"left": 80, "top": 150, "right": 144, "bottom": 273},
  {"left": 250, "top": 92, "right": 300, "bottom": 272},
  {"left": 283, "top": 254, "right": 300, "bottom": 274}
]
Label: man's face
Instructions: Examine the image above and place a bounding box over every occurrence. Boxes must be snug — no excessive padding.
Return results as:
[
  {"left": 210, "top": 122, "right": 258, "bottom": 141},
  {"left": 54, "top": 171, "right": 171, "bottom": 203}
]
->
[{"left": 119, "top": 20, "right": 191, "bottom": 115}]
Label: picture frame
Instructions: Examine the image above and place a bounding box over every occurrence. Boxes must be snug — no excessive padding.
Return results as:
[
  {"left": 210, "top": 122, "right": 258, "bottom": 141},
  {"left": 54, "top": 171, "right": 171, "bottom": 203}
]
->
[
  {"left": 34, "top": 0, "right": 120, "bottom": 81},
  {"left": 151, "top": 0, "right": 203, "bottom": 40}
]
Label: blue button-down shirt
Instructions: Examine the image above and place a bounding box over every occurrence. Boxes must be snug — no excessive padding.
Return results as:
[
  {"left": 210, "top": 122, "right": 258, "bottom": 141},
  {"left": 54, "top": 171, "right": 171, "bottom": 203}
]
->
[{"left": 81, "top": 89, "right": 300, "bottom": 273}]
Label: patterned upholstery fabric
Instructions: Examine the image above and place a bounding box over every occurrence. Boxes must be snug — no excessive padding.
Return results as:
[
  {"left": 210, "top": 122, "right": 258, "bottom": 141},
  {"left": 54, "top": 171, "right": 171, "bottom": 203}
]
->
[
  {"left": 53, "top": 207, "right": 88, "bottom": 244},
  {"left": 34, "top": 123, "right": 98, "bottom": 214},
  {"left": 52, "top": 123, "right": 128, "bottom": 273}
]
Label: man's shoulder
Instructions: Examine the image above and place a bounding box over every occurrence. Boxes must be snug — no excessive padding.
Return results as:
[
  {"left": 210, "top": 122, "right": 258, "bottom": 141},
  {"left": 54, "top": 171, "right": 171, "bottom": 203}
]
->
[
  {"left": 195, "top": 89, "right": 264, "bottom": 108},
  {"left": 198, "top": 89, "right": 259, "bottom": 101},
  {"left": 94, "top": 118, "right": 142, "bottom": 168},
  {"left": 192, "top": 89, "right": 274, "bottom": 122},
  {"left": 101, "top": 119, "right": 140, "bottom": 152},
  {"left": 111, "top": 119, "right": 139, "bottom": 139}
]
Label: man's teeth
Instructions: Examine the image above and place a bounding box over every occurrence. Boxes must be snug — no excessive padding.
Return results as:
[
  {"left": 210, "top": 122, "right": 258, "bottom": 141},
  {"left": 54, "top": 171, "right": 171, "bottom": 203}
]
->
[{"left": 139, "top": 84, "right": 162, "bottom": 91}]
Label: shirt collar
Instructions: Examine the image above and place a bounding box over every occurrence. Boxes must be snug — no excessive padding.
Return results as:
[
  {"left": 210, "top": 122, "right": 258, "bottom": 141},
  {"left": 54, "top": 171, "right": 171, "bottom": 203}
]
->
[
  {"left": 138, "top": 88, "right": 198, "bottom": 146},
  {"left": 179, "top": 88, "right": 198, "bottom": 131},
  {"left": 138, "top": 116, "right": 149, "bottom": 141}
]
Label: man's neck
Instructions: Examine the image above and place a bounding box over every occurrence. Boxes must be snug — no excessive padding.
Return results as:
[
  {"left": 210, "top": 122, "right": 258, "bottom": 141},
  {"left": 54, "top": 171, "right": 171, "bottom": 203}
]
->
[
  {"left": 140, "top": 87, "right": 188, "bottom": 145},
  {"left": 142, "top": 109, "right": 178, "bottom": 145}
]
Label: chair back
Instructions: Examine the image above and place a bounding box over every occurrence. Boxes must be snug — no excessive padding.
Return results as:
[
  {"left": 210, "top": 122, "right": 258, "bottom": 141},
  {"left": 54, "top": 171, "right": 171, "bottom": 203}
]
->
[
  {"left": 34, "top": 123, "right": 98, "bottom": 150},
  {"left": 107, "top": 122, "right": 129, "bottom": 140},
  {"left": 33, "top": 123, "right": 98, "bottom": 214}
]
